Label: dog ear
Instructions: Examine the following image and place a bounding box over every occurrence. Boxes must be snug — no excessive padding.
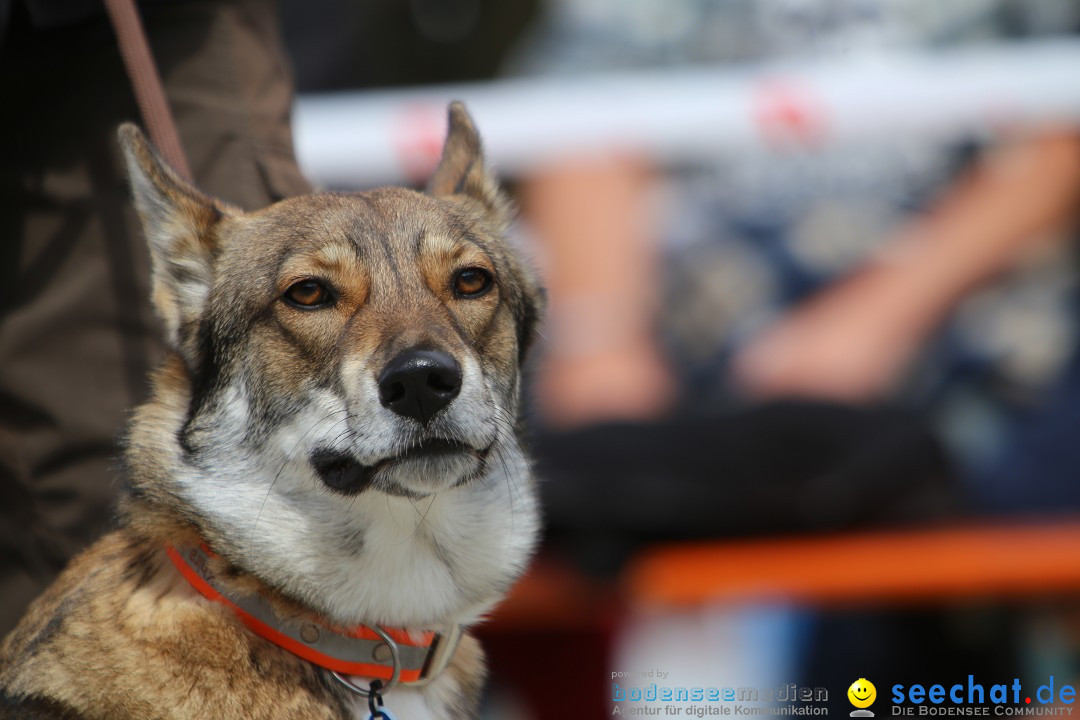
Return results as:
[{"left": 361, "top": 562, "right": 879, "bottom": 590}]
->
[
  {"left": 428, "top": 104, "right": 545, "bottom": 363},
  {"left": 118, "top": 123, "right": 236, "bottom": 365},
  {"left": 428, "top": 102, "right": 511, "bottom": 228}
]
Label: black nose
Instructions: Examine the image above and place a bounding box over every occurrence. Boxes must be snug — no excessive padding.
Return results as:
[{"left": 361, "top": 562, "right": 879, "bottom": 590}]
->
[{"left": 378, "top": 349, "right": 462, "bottom": 425}]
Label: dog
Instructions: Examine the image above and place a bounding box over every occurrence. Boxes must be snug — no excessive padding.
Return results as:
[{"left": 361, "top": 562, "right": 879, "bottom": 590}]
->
[{"left": 0, "top": 103, "right": 543, "bottom": 720}]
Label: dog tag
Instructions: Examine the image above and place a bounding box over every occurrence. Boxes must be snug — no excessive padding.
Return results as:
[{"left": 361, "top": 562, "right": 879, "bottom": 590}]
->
[{"left": 366, "top": 684, "right": 397, "bottom": 720}]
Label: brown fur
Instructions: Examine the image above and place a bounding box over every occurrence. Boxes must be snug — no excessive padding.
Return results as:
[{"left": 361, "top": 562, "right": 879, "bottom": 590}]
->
[{"left": 0, "top": 103, "right": 541, "bottom": 719}]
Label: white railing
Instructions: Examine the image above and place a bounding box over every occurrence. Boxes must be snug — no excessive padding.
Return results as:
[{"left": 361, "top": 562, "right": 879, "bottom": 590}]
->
[{"left": 294, "top": 40, "right": 1080, "bottom": 188}]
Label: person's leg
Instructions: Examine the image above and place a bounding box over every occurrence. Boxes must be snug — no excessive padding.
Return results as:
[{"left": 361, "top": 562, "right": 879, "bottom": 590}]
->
[
  {"left": 0, "top": 0, "right": 309, "bottom": 635},
  {"left": 146, "top": 0, "right": 312, "bottom": 207}
]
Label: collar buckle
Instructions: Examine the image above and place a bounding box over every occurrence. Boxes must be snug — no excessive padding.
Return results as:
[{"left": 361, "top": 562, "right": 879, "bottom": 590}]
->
[{"left": 410, "top": 624, "right": 463, "bottom": 687}]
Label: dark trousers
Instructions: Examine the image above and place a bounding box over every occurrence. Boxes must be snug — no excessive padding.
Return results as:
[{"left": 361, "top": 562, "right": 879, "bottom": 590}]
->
[{"left": 0, "top": 0, "right": 311, "bottom": 635}]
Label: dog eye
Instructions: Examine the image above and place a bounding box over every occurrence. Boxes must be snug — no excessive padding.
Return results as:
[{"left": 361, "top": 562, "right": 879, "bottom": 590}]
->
[
  {"left": 283, "top": 280, "right": 333, "bottom": 308},
  {"left": 452, "top": 267, "right": 493, "bottom": 298}
]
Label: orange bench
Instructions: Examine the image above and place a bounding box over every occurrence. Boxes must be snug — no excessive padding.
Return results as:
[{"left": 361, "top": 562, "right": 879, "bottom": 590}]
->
[{"left": 624, "top": 519, "right": 1080, "bottom": 607}]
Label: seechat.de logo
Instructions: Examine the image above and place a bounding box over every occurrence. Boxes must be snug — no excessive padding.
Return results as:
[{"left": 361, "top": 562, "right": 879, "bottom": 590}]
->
[{"left": 849, "top": 679, "right": 877, "bottom": 718}]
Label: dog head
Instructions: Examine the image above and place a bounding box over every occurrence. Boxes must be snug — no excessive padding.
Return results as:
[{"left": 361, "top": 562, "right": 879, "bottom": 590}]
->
[{"left": 120, "top": 104, "right": 543, "bottom": 627}]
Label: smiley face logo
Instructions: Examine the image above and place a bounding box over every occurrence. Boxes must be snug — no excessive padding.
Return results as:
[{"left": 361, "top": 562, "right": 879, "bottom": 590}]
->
[{"left": 848, "top": 679, "right": 876, "bottom": 710}]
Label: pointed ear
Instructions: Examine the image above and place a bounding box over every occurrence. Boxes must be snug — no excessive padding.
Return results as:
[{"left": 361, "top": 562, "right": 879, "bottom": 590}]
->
[
  {"left": 118, "top": 123, "right": 234, "bottom": 365},
  {"left": 428, "top": 102, "right": 510, "bottom": 227}
]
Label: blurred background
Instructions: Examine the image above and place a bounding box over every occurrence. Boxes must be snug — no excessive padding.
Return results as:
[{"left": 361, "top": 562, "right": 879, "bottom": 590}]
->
[{"left": 280, "top": 0, "right": 1080, "bottom": 716}]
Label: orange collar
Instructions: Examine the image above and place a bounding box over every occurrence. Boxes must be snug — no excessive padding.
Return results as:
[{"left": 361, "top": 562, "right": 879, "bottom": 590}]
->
[{"left": 166, "top": 543, "right": 462, "bottom": 687}]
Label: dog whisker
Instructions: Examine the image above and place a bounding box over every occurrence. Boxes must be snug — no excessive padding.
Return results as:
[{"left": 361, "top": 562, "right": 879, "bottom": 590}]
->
[{"left": 252, "top": 408, "right": 354, "bottom": 542}]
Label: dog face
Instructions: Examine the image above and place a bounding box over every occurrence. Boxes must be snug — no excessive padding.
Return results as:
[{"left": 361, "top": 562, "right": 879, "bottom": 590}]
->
[{"left": 120, "top": 104, "right": 542, "bottom": 628}]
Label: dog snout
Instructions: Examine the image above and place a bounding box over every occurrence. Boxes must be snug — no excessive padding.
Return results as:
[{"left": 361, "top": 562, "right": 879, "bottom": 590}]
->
[{"left": 377, "top": 349, "right": 462, "bottom": 425}]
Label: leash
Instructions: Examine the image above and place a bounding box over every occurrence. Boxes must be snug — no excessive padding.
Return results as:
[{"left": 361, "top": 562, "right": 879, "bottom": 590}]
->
[{"left": 102, "top": 0, "right": 192, "bottom": 180}]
